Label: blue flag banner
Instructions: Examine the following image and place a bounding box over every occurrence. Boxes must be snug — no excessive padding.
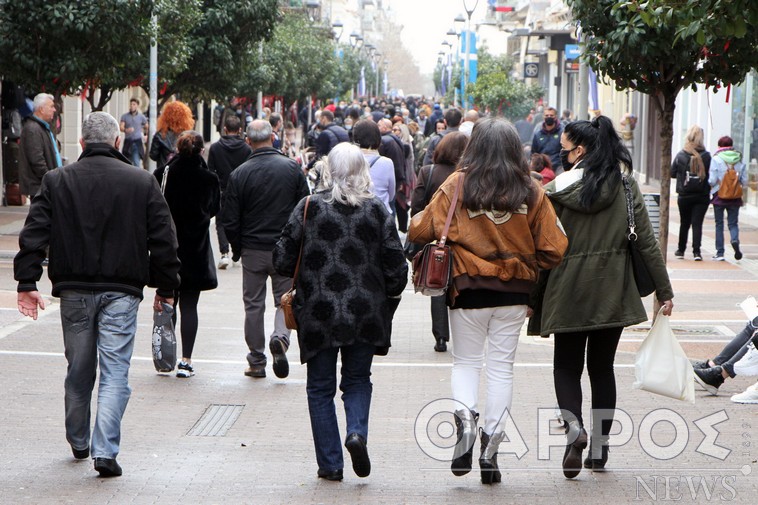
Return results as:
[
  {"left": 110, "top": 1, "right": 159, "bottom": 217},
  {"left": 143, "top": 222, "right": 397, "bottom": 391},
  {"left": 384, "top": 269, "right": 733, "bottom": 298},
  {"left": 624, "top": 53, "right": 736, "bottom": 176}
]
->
[{"left": 459, "top": 29, "right": 478, "bottom": 107}]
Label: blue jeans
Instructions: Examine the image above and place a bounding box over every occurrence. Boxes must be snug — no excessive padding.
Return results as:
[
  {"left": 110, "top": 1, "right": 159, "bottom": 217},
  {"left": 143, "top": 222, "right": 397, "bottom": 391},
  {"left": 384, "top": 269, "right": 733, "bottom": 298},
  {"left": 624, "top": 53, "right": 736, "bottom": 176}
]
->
[
  {"left": 713, "top": 204, "right": 740, "bottom": 256},
  {"left": 306, "top": 343, "right": 375, "bottom": 472},
  {"left": 60, "top": 290, "right": 140, "bottom": 459}
]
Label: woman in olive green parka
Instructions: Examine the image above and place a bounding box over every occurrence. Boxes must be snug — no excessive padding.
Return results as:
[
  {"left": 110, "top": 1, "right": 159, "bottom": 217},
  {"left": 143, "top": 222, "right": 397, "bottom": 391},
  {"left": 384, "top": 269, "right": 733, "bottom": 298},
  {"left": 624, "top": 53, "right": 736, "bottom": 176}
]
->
[{"left": 536, "top": 116, "right": 674, "bottom": 480}]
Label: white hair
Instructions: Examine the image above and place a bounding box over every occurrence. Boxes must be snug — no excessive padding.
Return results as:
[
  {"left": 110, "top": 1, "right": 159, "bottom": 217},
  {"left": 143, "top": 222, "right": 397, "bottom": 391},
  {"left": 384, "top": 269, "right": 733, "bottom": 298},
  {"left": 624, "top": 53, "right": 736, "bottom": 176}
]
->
[
  {"left": 396, "top": 123, "right": 411, "bottom": 143},
  {"left": 33, "top": 93, "right": 54, "bottom": 111},
  {"left": 82, "top": 112, "right": 120, "bottom": 145},
  {"left": 317, "top": 143, "right": 373, "bottom": 207},
  {"left": 246, "top": 119, "right": 272, "bottom": 142}
]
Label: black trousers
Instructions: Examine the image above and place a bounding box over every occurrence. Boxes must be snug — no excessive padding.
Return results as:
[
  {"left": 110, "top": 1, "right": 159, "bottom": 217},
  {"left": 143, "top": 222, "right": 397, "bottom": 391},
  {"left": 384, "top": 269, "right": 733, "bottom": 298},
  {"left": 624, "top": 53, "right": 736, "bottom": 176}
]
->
[
  {"left": 676, "top": 195, "right": 709, "bottom": 254},
  {"left": 553, "top": 326, "right": 623, "bottom": 436}
]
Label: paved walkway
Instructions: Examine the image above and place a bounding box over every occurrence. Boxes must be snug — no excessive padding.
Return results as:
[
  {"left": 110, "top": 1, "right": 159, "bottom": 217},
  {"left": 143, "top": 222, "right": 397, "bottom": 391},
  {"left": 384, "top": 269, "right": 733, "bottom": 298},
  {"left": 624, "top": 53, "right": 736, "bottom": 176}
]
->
[{"left": 0, "top": 182, "right": 757, "bottom": 504}]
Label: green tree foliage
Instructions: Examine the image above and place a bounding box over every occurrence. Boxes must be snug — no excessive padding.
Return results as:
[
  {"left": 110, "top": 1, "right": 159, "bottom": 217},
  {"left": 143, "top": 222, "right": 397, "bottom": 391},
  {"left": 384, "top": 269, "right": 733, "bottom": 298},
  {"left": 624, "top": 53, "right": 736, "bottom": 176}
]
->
[
  {"left": 158, "top": 0, "right": 278, "bottom": 105},
  {"left": 241, "top": 13, "right": 374, "bottom": 103},
  {"left": 466, "top": 49, "right": 543, "bottom": 120},
  {"left": 0, "top": 0, "right": 151, "bottom": 101},
  {"left": 567, "top": 0, "right": 758, "bottom": 259}
]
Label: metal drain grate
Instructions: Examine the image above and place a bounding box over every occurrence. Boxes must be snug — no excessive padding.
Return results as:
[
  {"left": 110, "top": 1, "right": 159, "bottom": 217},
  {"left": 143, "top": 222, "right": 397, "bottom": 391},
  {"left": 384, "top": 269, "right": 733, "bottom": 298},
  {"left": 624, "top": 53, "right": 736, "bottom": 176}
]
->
[
  {"left": 627, "top": 325, "right": 724, "bottom": 337},
  {"left": 187, "top": 404, "right": 245, "bottom": 437}
]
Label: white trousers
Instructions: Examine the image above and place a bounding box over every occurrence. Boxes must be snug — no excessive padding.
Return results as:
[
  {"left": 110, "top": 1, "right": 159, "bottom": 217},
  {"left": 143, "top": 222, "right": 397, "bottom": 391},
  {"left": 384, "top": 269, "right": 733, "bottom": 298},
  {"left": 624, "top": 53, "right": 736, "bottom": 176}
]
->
[{"left": 450, "top": 305, "right": 526, "bottom": 435}]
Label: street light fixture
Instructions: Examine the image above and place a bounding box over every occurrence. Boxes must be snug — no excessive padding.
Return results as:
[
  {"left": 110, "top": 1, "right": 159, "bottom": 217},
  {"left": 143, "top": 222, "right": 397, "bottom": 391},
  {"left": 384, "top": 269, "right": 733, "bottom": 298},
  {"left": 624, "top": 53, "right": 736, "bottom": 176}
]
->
[
  {"left": 349, "top": 31, "right": 359, "bottom": 48},
  {"left": 332, "top": 20, "right": 344, "bottom": 42},
  {"left": 446, "top": 27, "right": 457, "bottom": 46},
  {"left": 462, "top": 0, "right": 479, "bottom": 109},
  {"left": 454, "top": 13, "right": 466, "bottom": 34},
  {"left": 356, "top": 35, "right": 364, "bottom": 49},
  {"left": 305, "top": 0, "right": 320, "bottom": 22}
]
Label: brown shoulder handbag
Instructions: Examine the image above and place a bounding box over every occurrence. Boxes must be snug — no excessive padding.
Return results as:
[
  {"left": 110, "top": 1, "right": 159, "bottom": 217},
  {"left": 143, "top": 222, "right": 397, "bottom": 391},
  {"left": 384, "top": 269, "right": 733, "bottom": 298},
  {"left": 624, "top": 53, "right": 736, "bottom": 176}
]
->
[
  {"left": 280, "top": 197, "right": 310, "bottom": 330},
  {"left": 412, "top": 174, "right": 463, "bottom": 296}
]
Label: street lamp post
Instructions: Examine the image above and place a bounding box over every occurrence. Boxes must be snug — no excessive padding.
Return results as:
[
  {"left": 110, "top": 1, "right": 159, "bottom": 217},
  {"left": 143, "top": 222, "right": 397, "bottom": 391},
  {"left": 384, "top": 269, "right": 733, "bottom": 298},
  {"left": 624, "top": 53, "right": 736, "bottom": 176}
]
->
[
  {"left": 454, "top": 14, "right": 465, "bottom": 107},
  {"left": 462, "top": 0, "right": 478, "bottom": 109},
  {"left": 374, "top": 52, "right": 382, "bottom": 100}
]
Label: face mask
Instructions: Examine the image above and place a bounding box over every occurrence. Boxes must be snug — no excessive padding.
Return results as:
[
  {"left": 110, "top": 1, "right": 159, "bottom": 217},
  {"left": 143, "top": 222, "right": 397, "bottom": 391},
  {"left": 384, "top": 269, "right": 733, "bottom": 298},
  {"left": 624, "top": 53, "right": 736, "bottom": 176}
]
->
[
  {"left": 544, "top": 117, "right": 556, "bottom": 127},
  {"left": 560, "top": 147, "right": 577, "bottom": 171}
]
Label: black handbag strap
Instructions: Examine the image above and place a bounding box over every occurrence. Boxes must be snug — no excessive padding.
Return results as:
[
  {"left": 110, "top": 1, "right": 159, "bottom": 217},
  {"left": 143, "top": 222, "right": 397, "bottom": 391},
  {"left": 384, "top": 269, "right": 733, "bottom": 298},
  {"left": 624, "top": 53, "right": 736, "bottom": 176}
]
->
[
  {"left": 621, "top": 175, "right": 637, "bottom": 241},
  {"left": 422, "top": 164, "right": 436, "bottom": 206},
  {"left": 439, "top": 173, "right": 464, "bottom": 247},
  {"left": 291, "top": 196, "right": 310, "bottom": 289}
]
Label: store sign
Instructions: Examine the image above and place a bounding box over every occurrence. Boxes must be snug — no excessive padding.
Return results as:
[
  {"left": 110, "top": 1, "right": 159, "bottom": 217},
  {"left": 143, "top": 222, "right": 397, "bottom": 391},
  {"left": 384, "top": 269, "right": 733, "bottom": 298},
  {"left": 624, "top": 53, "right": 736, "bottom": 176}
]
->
[
  {"left": 565, "top": 44, "right": 581, "bottom": 60},
  {"left": 564, "top": 60, "right": 580, "bottom": 74},
  {"left": 524, "top": 62, "right": 539, "bottom": 78}
]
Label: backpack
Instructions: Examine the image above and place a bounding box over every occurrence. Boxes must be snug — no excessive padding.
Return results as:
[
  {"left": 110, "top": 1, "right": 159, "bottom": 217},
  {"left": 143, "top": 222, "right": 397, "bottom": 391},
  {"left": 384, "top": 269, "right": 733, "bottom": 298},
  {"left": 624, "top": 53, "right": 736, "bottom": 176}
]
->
[
  {"left": 681, "top": 169, "right": 704, "bottom": 194},
  {"left": 717, "top": 164, "right": 743, "bottom": 200}
]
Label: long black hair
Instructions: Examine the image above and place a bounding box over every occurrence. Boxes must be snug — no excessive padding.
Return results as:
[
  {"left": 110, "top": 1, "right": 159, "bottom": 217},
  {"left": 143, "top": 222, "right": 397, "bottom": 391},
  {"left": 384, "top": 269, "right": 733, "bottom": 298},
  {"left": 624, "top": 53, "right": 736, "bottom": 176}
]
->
[
  {"left": 459, "top": 117, "right": 532, "bottom": 213},
  {"left": 563, "top": 115, "right": 632, "bottom": 209}
]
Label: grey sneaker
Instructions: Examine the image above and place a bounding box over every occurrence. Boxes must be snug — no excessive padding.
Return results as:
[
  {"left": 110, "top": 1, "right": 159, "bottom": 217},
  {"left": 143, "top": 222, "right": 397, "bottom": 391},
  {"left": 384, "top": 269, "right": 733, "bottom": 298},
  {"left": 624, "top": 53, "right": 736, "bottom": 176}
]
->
[{"left": 690, "top": 359, "right": 710, "bottom": 370}]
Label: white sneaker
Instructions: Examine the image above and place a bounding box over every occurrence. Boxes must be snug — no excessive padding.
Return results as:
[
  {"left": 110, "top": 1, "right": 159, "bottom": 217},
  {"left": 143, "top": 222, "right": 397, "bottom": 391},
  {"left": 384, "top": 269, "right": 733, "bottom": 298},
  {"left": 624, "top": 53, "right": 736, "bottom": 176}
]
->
[
  {"left": 217, "top": 254, "right": 231, "bottom": 270},
  {"left": 733, "top": 343, "right": 758, "bottom": 376},
  {"left": 730, "top": 382, "right": 758, "bottom": 404}
]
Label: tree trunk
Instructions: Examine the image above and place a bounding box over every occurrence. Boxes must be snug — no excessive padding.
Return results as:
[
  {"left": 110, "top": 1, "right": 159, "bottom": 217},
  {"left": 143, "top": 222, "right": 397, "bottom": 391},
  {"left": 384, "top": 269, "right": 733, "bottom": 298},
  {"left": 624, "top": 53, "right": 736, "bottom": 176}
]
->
[{"left": 656, "top": 90, "right": 677, "bottom": 262}]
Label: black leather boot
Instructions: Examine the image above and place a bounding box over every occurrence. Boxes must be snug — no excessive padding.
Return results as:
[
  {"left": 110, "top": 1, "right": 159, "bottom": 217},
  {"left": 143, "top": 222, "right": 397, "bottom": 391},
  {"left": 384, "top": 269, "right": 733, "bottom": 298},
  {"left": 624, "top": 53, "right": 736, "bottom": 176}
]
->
[
  {"left": 451, "top": 409, "right": 478, "bottom": 476},
  {"left": 583, "top": 435, "right": 609, "bottom": 472},
  {"left": 479, "top": 429, "right": 505, "bottom": 484},
  {"left": 562, "top": 420, "right": 587, "bottom": 479}
]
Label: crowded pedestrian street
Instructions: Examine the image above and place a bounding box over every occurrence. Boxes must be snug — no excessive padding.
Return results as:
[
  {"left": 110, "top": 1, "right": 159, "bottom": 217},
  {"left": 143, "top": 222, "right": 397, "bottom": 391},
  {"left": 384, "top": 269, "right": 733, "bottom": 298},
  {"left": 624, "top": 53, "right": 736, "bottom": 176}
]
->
[{"left": 1, "top": 188, "right": 757, "bottom": 504}]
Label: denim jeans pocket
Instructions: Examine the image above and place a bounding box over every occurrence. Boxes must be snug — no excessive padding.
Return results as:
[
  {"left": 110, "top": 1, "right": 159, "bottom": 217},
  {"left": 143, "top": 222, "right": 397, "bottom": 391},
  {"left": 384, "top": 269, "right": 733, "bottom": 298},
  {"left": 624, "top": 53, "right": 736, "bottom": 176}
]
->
[
  {"left": 100, "top": 293, "right": 140, "bottom": 321},
  {"left": 60, "top": 296, "right": 89, "bottom": 332}
]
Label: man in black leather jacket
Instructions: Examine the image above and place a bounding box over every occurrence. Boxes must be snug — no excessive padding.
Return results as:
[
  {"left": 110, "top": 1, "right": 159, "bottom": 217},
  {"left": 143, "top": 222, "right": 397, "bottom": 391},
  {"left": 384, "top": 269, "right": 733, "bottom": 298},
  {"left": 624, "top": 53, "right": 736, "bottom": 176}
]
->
[{"left": 220, "top": 119, "right": 310, "bottom": 380}]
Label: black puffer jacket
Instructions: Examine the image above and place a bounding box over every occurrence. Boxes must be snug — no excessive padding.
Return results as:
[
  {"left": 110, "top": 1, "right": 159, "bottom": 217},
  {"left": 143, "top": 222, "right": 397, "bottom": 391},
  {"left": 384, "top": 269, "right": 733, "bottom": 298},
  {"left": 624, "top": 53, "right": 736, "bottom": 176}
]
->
[
  {"left": 155, "top": 155, "right": 220, "bottom": 291},
  {"left": 273, "top": 194, "right": 408, "bottom": 363},
  {"left": 671, "top": 149, "right": 711, "bottom": 198},
  {"left": 220, "top": 147, "right": 310, "bottom": 257}
]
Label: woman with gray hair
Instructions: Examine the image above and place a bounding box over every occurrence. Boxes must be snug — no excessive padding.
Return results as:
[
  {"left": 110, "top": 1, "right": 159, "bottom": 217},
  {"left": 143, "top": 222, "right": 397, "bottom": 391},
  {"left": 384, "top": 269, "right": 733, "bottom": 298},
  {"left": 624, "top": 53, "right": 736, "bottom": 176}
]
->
[{"left": 273, "top": 142, "right": 408, "bottom": 482}]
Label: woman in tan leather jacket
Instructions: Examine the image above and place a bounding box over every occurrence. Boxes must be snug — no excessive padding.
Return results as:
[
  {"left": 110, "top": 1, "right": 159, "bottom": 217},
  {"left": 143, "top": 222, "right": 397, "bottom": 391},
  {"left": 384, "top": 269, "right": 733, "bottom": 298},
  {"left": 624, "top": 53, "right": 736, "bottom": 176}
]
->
[{"left": 409, "top": 118, "right": 567, "bottom": 485}]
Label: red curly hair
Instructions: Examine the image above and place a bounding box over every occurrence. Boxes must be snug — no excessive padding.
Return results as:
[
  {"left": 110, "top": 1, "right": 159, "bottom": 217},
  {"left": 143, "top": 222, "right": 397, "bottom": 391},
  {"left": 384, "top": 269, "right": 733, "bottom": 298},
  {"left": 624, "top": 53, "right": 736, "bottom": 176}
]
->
[{"left": 157, "top": 101, "right": 195, "bottom": 135}]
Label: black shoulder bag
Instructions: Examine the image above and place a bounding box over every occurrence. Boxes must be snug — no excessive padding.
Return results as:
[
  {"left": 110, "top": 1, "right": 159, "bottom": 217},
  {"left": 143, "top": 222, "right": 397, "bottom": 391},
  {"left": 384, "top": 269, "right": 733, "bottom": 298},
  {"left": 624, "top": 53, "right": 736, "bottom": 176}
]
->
[{"left": 622, "top": 175, "right": 656, "bottom": 297}]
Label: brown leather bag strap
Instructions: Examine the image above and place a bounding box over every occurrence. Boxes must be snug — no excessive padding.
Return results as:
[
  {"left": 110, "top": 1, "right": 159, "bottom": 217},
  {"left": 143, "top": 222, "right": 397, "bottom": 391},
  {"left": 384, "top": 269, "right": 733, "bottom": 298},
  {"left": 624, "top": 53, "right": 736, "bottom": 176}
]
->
[
  {"left": 439, "top": 173, "right": 463, "bottom": 247},
  {"left": 291, "top": 196, "right": 310, "bottom": 289}
]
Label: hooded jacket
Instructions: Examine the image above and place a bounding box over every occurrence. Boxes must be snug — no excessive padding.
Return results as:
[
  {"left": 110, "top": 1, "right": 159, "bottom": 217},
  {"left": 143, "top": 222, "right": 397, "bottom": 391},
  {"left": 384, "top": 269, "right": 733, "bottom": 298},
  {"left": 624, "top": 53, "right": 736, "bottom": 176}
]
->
[
  {"left": 15, "top": 144, "right": 180, "bottom": 298},
  {"left": 408, "top": 171, "right": 568, "bottom": 308},
  {"left": 207, "top": 135, "right": 252, "bottom": 191},
  {"left": 709, "top": 148, "right": 747, "bottom": 206},
  {"left": 537, "top": 170, "right": 674, "bottom": 336}
]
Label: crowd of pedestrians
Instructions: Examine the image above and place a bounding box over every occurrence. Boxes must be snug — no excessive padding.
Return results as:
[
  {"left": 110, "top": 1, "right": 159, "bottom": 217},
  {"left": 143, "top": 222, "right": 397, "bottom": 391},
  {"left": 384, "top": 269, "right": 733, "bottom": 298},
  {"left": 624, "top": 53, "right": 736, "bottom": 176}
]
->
[{"left": 12, "top": 93, "right": 758, "bottom": 484}]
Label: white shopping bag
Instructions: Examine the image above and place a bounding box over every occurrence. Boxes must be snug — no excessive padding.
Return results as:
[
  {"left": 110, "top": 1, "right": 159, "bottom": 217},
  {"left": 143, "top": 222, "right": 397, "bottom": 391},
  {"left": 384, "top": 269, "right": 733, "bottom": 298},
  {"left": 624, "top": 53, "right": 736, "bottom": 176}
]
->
[{"left": 633, "top": 308, "right": 695, "bottom": 404}]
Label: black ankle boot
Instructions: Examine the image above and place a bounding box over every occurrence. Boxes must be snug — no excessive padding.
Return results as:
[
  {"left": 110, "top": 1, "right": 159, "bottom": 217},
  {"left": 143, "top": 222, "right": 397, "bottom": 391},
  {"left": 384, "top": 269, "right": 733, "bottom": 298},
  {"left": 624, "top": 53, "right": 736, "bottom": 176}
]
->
[
  {"left": 562, "top": 421, "right": 587, "bottom": 479},
  {"left": 583, "top": 436, "right": 609, "bottom": 472},
  {"left": 479, "top": 429, "right": 504, "bottom": 484},
  {"left": 451, "top": 409, "right": 478, "bottom": 476}
]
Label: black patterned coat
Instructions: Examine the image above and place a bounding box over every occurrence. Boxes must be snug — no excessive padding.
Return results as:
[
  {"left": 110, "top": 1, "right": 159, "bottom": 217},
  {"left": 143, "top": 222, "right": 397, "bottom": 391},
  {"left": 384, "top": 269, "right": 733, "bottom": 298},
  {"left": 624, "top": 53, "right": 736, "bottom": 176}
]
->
[{"left": 273, "top": 193, "right": 408, "bottom": 363}]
